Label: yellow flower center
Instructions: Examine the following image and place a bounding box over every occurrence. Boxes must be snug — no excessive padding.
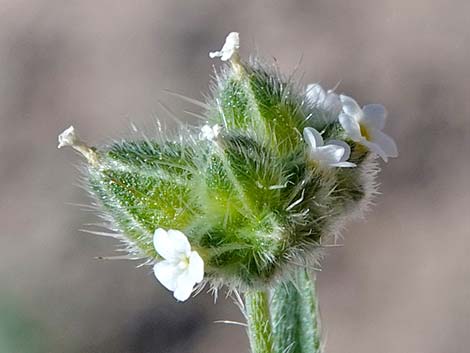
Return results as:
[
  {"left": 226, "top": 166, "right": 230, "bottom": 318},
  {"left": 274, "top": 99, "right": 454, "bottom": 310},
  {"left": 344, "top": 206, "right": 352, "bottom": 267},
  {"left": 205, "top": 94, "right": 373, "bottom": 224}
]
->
[
  {"left": 178, "top": 256, "right": 190, "bottom": 269},
  {"left": 360, "top": 123, "right": 371, "bottom": 141}
]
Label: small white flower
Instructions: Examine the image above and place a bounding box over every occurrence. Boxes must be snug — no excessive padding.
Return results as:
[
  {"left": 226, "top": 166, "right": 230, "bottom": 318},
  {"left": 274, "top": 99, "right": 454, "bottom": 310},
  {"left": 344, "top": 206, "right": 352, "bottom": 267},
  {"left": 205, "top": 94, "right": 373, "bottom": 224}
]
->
[
  {"left": 339, "top": 95, "right": 398, "bottom": 162},
  {"left": 306, "top": 83, "right": 342, "bottom": 118},
  {"left": 200, "top": 124, "right": 222, "bottom": 140},
  {"left": 303, "top": 127, "right": 356, "bottom": 168},
  {"left": 209, "top": 32, "right": 240, "bottom": 62},
  {"left": 58, "top": 125, "right": 79, "bottom": 148},
  {"left": 153, "top": 228, "right": 204, "bottom": 302}
]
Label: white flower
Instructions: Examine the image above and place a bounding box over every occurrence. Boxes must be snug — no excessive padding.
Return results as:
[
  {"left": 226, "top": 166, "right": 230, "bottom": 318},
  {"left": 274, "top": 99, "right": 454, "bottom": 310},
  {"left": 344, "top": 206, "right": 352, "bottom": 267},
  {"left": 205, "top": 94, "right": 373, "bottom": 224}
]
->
[
  {"left": 209, "top": 32, "right": 240, "bottom": 62},
  {"left": 339, "top": 95, "right": 398, "bottom": 162},
  {"left": 57, "top": 125, "right": 79, "bottom": 148},
  {"left": 306, "top": 83, "right": 342, "bottom": 118},
  {"left": 303, "top": 127, "right": 356, "bottom": 168},
  {"left": 153, "top": 228, "right": 204, "bottom": 302},
  {"left": 200, "top": 124, "right": 222, "bottom": 140}
]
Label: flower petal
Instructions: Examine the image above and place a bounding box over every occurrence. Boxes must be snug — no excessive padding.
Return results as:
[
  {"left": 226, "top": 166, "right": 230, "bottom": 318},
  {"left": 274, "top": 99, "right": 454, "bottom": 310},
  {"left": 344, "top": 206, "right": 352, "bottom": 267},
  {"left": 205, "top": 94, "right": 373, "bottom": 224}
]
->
[
  {"left": 323, "top": 93, "right": 342, "bottom": 115},
  {"left": 303, "top": 127, "right": 324, "bottom": 149},
  {"left": 306, "top": 84, "right": 326, "bottom": 103},
  {"left": 362, "top": 104, "right": 387, "bottom": 130},
  {"left": 340, "top": 95, "right": 362, "bottom": 117},
  {"left": 153, "top": 261, "right": 181, "bottom": 291},
  {"left": 154, "top": 228, "right": 191, "bottom": 261},
  {"left": 339, "top": 113, "right": 362, "bottom": 140},
  {"left": 173, "top": 271, "right": 196, "bottom": 301},
  {"left": 167, "top": 230, "right": 191, "bottom": 256},
  {"left": 153, "top": 228, "right": 170, "bottom": 259},
  {"left": 188, "top": 251, "right": 204, "bottom": 284},
  {"left": 370, "top": 128, "right": 398, "bottom": 160},
  {"left": 361, "top": 139, "right": 388, "bottom": 162},
  {"left": 327, "top": 140, "right": 351, "bottom": 162},
  {"left": 330, "top": 161, "right": 356, "bottom": 168},
  {"left": 314, "top": 145, "right": 345, "bottom": 164}
]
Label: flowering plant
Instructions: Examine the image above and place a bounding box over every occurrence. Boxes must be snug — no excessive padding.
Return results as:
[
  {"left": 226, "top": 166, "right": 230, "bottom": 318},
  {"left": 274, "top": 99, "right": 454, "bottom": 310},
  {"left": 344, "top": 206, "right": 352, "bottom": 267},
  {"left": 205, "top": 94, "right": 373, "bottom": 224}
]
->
[{"left": 59, "top": 32, "right": 397, "bottom": 353}]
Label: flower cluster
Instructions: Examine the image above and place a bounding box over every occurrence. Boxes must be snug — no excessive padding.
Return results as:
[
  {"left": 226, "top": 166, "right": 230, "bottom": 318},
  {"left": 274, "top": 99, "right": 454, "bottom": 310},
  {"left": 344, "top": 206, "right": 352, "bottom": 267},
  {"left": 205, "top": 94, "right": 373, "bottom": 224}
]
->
[
  {"left": 60, "top": 32, "right": 398, "bottom": 302},
  {"left": 304, "top": 83, "right": 398, "bottom": 164}
]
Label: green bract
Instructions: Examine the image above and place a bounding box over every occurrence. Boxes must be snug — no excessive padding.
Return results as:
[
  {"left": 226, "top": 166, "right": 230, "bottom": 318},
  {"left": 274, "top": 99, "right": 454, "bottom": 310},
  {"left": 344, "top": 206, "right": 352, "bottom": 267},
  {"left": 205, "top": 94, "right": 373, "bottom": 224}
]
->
[{"left": 84, "top": 55, "right": 376, "bottom": 291}]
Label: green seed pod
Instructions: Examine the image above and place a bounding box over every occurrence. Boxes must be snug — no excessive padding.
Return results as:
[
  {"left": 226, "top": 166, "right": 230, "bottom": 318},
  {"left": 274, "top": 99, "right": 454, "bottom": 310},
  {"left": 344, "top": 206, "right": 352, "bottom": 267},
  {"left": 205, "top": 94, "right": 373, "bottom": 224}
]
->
[{"left": 59, "top": 32, "right": 394, "bottom": 296}]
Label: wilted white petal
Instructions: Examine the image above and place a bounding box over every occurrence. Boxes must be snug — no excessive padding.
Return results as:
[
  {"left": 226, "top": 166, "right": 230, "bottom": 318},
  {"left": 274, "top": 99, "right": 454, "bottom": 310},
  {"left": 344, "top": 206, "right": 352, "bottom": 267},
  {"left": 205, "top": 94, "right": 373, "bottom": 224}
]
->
[
  {"left": 340, "top": 95, "right": 362, "bottom": 116},
  {"left": 154, "top": 228, "right": 190, "bottom": 261},
  {"left": 58, "top": 126, "right": 78, "bottom": 148},
  {"left": 153, "top": 261, "right": 181, "bottom": 291},
  {"left": 209, "top": 32, "right": 240, "bottom": 61},
  {"left": 173, "top": 271, "right": 197, "bottom": 301},
  {"left": 339, "top": 114, "right": 362, "bottom": 140},
  {"left": 303, "top": 127, "right": 324, "bottom": 149},
  {"left": 188, "top": 251, "right": 204, "bottom": 283},
  {"left": 370, "top": 128, "right": 398, "bottom": 160},
  {"left": 362, "top": 104, "right": 387, "bottom": 130},
  {"left": 57, "top": 125, "right": 99, "bottom": 165}
]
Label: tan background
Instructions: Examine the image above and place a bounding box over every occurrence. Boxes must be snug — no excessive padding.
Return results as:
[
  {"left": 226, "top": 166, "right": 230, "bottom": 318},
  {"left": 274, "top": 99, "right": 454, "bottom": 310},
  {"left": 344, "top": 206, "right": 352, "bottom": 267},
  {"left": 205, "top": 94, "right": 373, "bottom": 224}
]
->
[{"left": 0, "top": 1, "right": 469, "bottom": 352}]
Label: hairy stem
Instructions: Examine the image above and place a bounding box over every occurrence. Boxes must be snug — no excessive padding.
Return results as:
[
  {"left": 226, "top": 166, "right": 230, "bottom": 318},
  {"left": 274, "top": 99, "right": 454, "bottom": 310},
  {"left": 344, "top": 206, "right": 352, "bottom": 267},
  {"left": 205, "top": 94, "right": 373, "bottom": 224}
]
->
[
  {"left": 245, "top": 290, "right": 274, "bottom": 353},
  {"left": 271, "top": 269, "right": 322, "bottom": 353}
]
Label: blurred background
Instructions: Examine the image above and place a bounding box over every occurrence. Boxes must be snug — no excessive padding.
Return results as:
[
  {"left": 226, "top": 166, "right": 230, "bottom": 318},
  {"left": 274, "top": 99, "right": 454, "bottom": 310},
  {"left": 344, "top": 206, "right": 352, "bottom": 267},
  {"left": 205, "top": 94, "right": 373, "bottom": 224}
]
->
[{"left": 0, "top": 0, "right": 469, "bottom": 352}]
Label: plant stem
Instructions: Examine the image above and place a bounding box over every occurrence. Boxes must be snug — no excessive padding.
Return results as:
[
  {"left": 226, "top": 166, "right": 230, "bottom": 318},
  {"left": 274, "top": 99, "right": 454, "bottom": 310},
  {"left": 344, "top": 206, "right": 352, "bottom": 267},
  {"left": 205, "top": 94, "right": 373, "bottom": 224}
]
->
[
  {"left": 271, "top": 269, "right": 322, "bottom": 353},
  {"left": 245, "top": 290, "right": 274, "bottom": 353}
]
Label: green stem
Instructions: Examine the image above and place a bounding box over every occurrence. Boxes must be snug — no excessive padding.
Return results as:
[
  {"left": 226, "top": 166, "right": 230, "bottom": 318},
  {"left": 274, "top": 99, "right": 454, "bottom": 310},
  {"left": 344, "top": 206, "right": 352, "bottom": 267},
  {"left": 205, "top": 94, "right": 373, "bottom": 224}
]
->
[
  {"left": 245, "top": 290, "right": 274, "bottom": 353},
  {"left": 271, "top": 269, "right": 322, "bottom": 353}
]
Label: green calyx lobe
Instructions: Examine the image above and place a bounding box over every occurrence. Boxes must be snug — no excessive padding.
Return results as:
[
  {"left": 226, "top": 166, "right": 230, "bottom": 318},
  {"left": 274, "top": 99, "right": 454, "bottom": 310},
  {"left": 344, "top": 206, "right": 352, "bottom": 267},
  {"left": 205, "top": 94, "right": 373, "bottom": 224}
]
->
[{"left": 86, "top": 59, "right": 371, "bottom": 288}]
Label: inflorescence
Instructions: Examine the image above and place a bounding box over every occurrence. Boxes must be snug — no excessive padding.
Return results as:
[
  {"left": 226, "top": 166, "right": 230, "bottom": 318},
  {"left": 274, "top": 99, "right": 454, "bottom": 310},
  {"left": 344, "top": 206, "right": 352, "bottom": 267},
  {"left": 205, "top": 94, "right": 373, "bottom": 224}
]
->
[{"left": 59, "top": 32, "right": 397, "bottom": 301}]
